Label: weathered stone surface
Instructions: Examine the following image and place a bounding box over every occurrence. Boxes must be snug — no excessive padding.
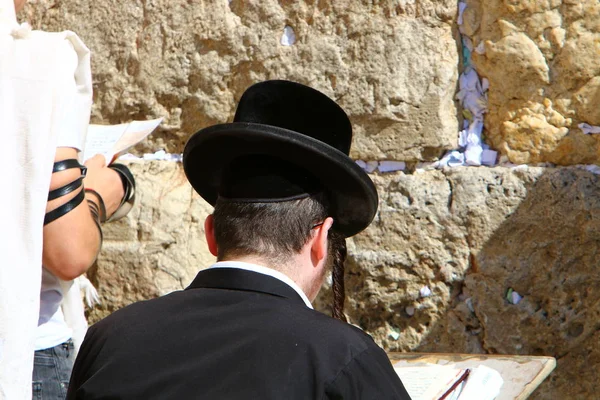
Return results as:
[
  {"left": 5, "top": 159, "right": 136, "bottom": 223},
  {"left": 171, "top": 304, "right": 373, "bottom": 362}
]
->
[
  {"left": 467, "top": 0, "right": 600, "bottom": 164},
  {"left": 467, "top": 168, "right": 600, "bottom": 357},
  {"left": 86, "top": 161, "right": 214, "bottom": 322},
  {"left": 463, "top": 167, "right": 600, "bottom": 399},
  {"left": 22, "top": 0, "right": 459, "bottom": 161},
  {"left": 326, "top": 166, "right": 543, "bottom": 354},
  {"left": 533, "top": 329, "right": 600, "bottom": 400},
  {"left": 339, "top": 170, "right": 470, "bottom": 351},
  {"left": 89, "top": 162, "right": 600, "bottom": 398}
]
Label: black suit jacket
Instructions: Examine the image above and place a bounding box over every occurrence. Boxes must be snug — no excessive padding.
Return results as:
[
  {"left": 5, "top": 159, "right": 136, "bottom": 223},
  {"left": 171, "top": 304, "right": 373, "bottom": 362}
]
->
[{"left": 67, "top": 268, "right": 411, "bottom": 399}]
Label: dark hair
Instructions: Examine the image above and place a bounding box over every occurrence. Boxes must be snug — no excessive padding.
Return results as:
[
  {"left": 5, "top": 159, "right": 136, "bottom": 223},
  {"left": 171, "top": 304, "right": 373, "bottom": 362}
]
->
[
  {"left": 213, "top": 194, "right": 347, "bottom": 321},
  {"left": 213, "top": 194, "right": 327, "bottom": 262}
]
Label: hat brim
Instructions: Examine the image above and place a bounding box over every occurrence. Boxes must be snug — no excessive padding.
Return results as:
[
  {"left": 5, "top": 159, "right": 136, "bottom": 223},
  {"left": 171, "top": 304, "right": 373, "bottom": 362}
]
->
[{"left": 183, "top": 122, "right": 378, "bottom": 237}]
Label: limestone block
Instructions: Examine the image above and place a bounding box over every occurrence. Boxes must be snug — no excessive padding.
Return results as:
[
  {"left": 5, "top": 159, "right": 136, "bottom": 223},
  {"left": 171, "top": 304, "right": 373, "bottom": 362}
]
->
[
  {"left": 22, "top": 0, "right": 458, "bottom": 161},
  {"left": 574, "top": 76, "right": 600, "bottom": 126},
  {"left": 462, "top": 167, "right": 600, "bottom": 399},
  {"left": 337, "top": 167, "right": 545, "bottom": 353},
  {"left": 531, "top": 330, "right": 600, "bottom": 399},
  {"left": 340, "top": 170, "right": 470, "bottom": 350},
  {"left": 86, "top": 161, "right": 214, "bottom": 322},
  {"left": 465, "top": 168, "right": 600, "bottom": 358},
  {"left": 468, "top": 0, "right": 600, "bottom": 164}
]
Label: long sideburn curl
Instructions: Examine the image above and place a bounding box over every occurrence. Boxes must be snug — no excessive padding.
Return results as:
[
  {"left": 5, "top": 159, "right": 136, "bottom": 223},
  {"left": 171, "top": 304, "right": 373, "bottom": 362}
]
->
[{"left": 330, "top": 231, "right": 347, "bottom": 322}]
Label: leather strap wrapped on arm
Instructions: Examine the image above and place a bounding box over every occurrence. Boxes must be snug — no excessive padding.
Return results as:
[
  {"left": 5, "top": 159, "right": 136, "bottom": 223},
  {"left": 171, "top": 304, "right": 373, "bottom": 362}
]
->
[
  {"left": 44, "top": 189, "right": 85, "bottom": 225},
  {"left": 84, "top": 188, "right": 107, "bottom": 223},
  {"left": 44, "top": 159, "right": 88, "bottom": 226},
  {"left": 106, "top": 163, "right": 136, "bottom": 222},
  {"left": 48, "top": 176, "right": 84, "bottom": 201}
]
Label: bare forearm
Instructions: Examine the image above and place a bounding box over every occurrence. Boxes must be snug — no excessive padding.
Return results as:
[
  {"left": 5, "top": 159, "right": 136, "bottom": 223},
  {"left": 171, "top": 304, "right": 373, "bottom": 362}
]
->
[{"left": 43, "top": 147, "right": 101, "bottom": 280}]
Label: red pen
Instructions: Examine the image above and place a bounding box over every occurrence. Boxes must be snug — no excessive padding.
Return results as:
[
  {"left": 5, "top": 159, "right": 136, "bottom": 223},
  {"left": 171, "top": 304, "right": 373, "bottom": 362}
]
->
[{"left": 438, "top": 368, "right": 471, "bottom": 400}]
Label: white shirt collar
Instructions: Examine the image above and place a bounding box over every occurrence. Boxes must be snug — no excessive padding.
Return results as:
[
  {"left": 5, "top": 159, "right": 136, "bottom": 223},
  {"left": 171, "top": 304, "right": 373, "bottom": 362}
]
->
[{"left": 208, "top": 261, "right": 313, "bottom": 309}]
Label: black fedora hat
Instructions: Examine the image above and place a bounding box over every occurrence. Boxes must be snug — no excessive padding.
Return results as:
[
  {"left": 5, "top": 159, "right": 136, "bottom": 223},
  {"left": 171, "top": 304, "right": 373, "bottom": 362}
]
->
[{"left": 183, "top": 80, "right": 378, "bottom": 237}]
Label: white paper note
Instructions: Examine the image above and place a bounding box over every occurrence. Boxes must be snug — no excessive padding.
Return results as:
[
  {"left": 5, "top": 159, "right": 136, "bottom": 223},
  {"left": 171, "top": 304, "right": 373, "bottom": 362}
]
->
[
  {"left": 281, "top": 26, "right": 296, "bottom": 46},
  {"left": 458, "top": 365, "right": 503, "bottom": 400},
  {"left": 82, "top": 123, "right": 128, "bottom": 163},
  {"left": 82, "top": 118, "right": 163, "bottom": 163},
  {"left": 579, "top": 123, "right": 600, "bottom": 135}
]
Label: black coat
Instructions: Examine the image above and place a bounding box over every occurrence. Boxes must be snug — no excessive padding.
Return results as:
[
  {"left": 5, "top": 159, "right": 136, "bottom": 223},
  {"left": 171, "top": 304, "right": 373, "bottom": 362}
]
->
[{"left": 67, "top": 268, "right": 411, "bottom": 399}]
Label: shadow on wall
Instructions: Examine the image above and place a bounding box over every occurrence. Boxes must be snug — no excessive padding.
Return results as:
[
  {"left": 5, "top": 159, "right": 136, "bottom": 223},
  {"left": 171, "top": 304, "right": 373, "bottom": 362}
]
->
[
  {"left": 317, "top": 166, "right": 600, "bottom": 399},
  {"left": 461, "top": 168, "right": 600, "bottom": 399}
]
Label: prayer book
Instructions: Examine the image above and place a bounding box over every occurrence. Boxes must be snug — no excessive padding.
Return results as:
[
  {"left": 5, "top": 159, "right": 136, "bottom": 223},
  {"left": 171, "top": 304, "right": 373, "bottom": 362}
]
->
[
  {"left": 82, "top": 118, "right": 163, "bottom": 163},
  {"left": 394, "top": 364, "right": 502, "bottom": 400},
  {"left": 389, "top": 352, "right": 556, "bottom": 400}
]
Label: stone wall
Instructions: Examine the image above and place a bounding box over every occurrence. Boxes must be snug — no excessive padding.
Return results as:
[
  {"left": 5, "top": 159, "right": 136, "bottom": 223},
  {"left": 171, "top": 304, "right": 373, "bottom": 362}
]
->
[
  {"left": 22, "top": 0, "right": 600, "bottom": 398},
  {"left": 23, "top": 0, "right": 459, "bottom": 161},
  {"left": 467, "top": 0, "right": 600, "bottom": 164}
]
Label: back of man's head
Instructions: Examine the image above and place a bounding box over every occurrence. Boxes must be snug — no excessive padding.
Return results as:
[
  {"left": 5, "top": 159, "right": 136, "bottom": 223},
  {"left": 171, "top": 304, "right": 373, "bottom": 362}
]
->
[
  {"left": 212, "top": 193, "right": 348, "bottom": 320},
  {"left": 213, "top": 193, "right": 327, "bottom": 264},
  {"left": 184, "top": 80, "right": 378, "bottom": 321}
]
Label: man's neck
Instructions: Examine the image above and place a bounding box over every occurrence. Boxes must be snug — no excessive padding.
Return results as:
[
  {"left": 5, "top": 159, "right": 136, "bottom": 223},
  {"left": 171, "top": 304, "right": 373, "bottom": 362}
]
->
[
  {"left": 212, "top": 259, "right": 315, "bottom": 308},
  {"left": 219, "top": 255, "right": 314, "bottom": 299},
  {"left": 220, "top": 255, "right": 280, "bottom": 269}
]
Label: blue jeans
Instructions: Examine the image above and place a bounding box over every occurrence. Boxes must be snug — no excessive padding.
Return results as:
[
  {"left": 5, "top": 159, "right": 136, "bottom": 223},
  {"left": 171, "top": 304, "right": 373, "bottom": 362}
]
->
[{"left": 32, "top": 340, "right": 74, "bottom": 400}]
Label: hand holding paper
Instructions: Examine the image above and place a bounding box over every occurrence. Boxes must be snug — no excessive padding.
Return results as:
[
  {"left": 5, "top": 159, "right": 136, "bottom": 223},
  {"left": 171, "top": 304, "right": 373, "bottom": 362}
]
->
[{"left": 82, "top": 118, "right": 163, "bottom": 164}]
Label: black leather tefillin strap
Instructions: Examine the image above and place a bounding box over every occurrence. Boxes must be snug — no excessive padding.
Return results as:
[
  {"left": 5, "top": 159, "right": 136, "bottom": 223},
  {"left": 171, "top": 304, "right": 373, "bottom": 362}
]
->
[
  {"left": 85, "top": 194, "right": 104, "bottom": 241},
  {"left": 84, "top": 188, "right": 107, "bottom": 224},
  {"left": 44, "top": 159, "right": 88, "bottom": 226},
  {"left": 52, "top": 159, "right": 84, "bottom": 173},
  {"left": 48, "top": 176, "right": 85, "bottom": 201}
]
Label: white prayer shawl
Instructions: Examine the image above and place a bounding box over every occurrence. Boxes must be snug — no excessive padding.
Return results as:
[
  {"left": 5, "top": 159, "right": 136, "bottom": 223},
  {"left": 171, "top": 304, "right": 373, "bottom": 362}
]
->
[{"left": 0, "top": 1, "right": 92, "bottom": 397}]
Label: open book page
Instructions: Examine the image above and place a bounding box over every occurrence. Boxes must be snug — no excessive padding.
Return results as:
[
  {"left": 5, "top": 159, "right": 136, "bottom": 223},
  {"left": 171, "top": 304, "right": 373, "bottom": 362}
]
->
[
  {"left": 82, "top": 118, "right": 163, "bottom": 163},
  {"left": 394, "top": 364, "right": 465, "bottom": 400},
  {"left": 389, "top": 353, "right": 555, "bottom": 400},
  {"left": 394, "top": 363, "right": 504, "bottom": 400}
]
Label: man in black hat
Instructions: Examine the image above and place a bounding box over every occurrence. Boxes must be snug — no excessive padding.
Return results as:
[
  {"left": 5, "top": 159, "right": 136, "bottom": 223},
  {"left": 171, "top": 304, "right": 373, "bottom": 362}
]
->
[{"left": 67, "top": 80, "right": 411, "bottom": 399}]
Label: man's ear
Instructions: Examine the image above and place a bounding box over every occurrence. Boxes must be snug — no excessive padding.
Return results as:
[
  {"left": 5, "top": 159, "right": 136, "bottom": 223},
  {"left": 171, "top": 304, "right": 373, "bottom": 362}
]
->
[
  {"left": 311, "top": 217, "right": 334, "bottom": 267},
  {"left": 204, "top": 214, "right": 218, "bottom": 257}
]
